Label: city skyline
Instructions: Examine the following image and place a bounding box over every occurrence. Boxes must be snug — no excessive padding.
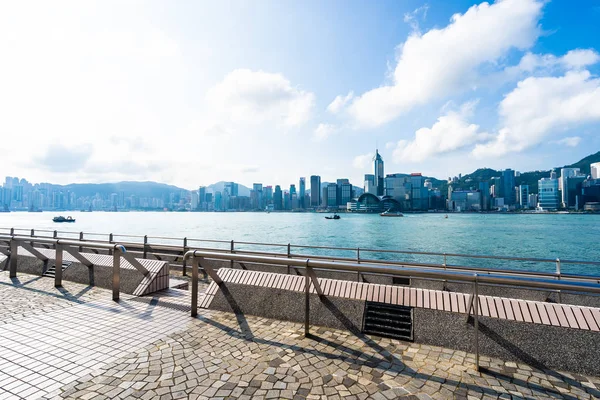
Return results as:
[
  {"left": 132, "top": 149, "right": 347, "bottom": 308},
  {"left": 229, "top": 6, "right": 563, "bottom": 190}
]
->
[
  {"left": 2, "top": 149, "right": 599, "bottom": 212},
  {"left": 1, "top": 0, "right": 599, "bottom": 188}
]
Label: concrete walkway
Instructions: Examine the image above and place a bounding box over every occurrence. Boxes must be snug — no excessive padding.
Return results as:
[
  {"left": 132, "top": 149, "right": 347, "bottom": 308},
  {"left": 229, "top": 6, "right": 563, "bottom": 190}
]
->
[{"left": 0, "top": 272, "right": 598, "bottom": 399}]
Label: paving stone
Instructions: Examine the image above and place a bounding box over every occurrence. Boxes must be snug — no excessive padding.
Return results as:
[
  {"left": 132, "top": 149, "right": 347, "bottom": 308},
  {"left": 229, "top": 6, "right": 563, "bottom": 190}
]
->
[{"left": 0, "top": 271, "right": 596, "bottom": 400}]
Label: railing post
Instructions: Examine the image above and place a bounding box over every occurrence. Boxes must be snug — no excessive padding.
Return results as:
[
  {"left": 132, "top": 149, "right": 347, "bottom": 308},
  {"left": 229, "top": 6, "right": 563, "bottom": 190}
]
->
[
  {"left": 182, "top": 237, "right": 188, "bottom": 276},
  {"left": 108, "top": 233, "right": 114, "bottom": 255},
  {"left": 556, "top": 258, "right": 562, "bottom": 303},
  {"left": 191, "top": 257, "right": 199, "bottom": 317},
  {"left": 143, "top": 235, "right": 148, "bottom": 259},
  {"left": 79, "top": 232, "right": 83, "bottom": 252},
  {"left": 443, "top": 253, "right": 448, "bottom": 290},
  {"left": 10, "top": 227, "right": 14, "bottom": 236},
  {"left": 304, "top": 265, "right": 310, "bottom": 336},
  {"left": 473, "top": 274, "right": 480, "bottom": 372},
  {"left": 112, "top": 249, "right": 120, "bottom": 301},
  {"left": 9, "top": 238, "right": 18, "bottom": 278},
  {"left": 287, "top": 243, "right": 291, "bottom": 274},
  {"left": 55, "top": 244, "right": 63, "bottom": 287},
  {"left": 30, "top": 229, "right": 34, "bottom": 248},
  {"left": 53, "top": 230, "right": 57, "bottom": 250},
  {"left": 230, "top": 240, "right": 234, "bottom": 269},
  {"left": 357, "top": 248, "right": 361, "bottom": 281}
]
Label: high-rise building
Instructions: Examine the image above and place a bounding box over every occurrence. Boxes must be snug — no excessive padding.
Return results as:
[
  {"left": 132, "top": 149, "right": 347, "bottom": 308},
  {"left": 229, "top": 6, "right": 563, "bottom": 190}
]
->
[
  {"left": 373, "top": 150, "right": 384, "bottom": 196},
  {"left": 502, "top": 169, "right": 516, "bottom": 205},
  {"left": 591, "top": 162, "right": 600, "bottom": 179},
  {"left": 518, "top": 185, "right": 529, "bottom": 208},
  {"left": 479, "top": 181, "right": 490, "bottom": 211},
  {"left": 321, "top": 187, "right": 328, "bottom": 208},
  {"left": 538, "top": 176, "right": 559, "bottom": 210},
  {"left": 273, "top": 186, "right": 282, "bottom": 210},
  {"left": 327, "top": 183, "right": 338, "bottom": 207},
  {"left": 199, "top": 186, "right": 207, "bottom": 210},
  {"left": 564, "top": 176, "right": 586, "bottom": 209},
  {"left": 310, "top": 175, "right": 321, "bottom": 208},
  {"left": 191, "top": 191, "right": 199, "bottom": 210},
  {"left": 299, "top": 178, "right": 306, "bottom": 209},
  {"left": 364, "top": 174, "right": 376, "bottom": 195},
  {"left": 410, "top": 173, "right": 428, "bottom": 211},
  {"left": 224, "top": 182, "right": 238, "bottom": 197},
  {"left": 384, "top": 174, "right": 408, "bottom": 203},
  {"left": 337, "top": 179, "right": 352, "bottom": 206},
  {"left": 528, "top": 193, "right": 538, "bottom": 209},
  {"left": 560, "top": 168, "right": 581, "bottom": 208}
]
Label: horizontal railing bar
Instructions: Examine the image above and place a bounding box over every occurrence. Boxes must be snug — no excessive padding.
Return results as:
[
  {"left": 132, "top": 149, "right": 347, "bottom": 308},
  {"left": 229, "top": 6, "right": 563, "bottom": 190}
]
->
[
  {"left": 186, "top": 251, "right": 600, "bottom": 295},
  {"left": 2, "top": 227, "right": 600, "bottom": 273},
  {"left": 0, "top": 235, "right": 126, "bottom": 252}
]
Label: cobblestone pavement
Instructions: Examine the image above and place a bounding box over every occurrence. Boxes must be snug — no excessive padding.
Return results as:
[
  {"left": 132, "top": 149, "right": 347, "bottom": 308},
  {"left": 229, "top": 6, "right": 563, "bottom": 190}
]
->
[{"left": 0, "top": 271, "right": 599, "bottom": 399}]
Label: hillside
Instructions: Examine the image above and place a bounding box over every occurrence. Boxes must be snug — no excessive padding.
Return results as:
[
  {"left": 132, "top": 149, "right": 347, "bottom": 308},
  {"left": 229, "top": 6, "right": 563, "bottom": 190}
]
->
[
  {"left": 443, "top": 151, "right": 600, "bottom": 194},
  {"left": 62, "top": 181, "right": 188, "bottom": 199}
]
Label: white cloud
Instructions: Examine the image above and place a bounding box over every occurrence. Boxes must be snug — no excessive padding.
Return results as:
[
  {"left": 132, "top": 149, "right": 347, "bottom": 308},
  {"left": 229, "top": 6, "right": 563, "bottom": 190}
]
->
[
  {"left": 353, "top": 153, "right": 374, "bottom": 170},
  {"left": 404, "top": 5, "right": 430, "bottom": 33},
  {"left": 553, "top": 136, "right": 582, "bottom": 147},
  {"left": 392, "top": 101, "right": 490, "bottom": 163},
  {"left": 503, "top": 49, "right": 600, "bottom": 80},
  {"left": 327, "top": 91, "right": 354, "bottom": 114},
  {"left": 473, "top": 70, "right": 600, "bottom": 158},
  {"left": 313, "top": 123, "right": 337, "bottom": 141},
  {"left": 345, "top": 0, "right": 543, "bottom": 127},
  {"left": 206, "top": 69, "right": 315, "bottom": 127},
  {"left": 385, "top": 141, "right": 396, "bottom": 150}
]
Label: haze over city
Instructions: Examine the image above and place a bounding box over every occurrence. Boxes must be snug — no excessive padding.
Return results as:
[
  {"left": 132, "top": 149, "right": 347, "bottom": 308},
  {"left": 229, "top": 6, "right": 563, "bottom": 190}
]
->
[{"left": 1, "top": 0, "right": 599, "bottom": 189}]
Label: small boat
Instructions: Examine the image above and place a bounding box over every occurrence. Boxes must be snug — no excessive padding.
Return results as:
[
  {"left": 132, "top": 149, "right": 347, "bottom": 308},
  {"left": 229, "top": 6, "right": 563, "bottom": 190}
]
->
[
  {"left": 325, "top": 214, "right": 340, "bottom": 220},
  {"left": 380, "top": 209, "right": 403, "bottom": 217},
  {"left": 53, "top": 216, "right": 76, "bottom": 223},
  {"left": 445, "top": 214, "right": 448, "bottom": 219}
]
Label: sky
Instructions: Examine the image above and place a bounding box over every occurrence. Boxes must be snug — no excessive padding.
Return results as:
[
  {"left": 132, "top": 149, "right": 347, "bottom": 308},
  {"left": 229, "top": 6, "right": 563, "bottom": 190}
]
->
[{"left": 1, "top": 0, "right": 599, "bottom": 190}]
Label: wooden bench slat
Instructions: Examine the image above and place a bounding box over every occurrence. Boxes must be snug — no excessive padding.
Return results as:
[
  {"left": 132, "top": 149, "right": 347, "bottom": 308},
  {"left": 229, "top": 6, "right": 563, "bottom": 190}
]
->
[
  {"left": 552, "top": 304, "right": 570, "bottom": 328},
  {"left": 409, "top": 288, "right": 418, "bottom": 308},
  {"left": 509, "top": 299, "right": 523, "bottom": 321},
  {"left": 416, "top": 288, "right": 424, "bottom": 308},
  {"left": 527, "top": 302, "right": 542, "bottom": 324},
  {"left": 442, "top": 292, "right": 451, "bottom": 312},
  {"left": 423, "top": 290, "right": 430, "bottom": 309},
  {"left": 494, "top": 298, "right": 506, "bottom": 319},
  {"left": 543, "top": 303, "right": 560, "bottom": 326},
  {"left": 581, "top": 307, "right": 599, "bottom": 331},
  {"left": 536, "top": 303, "right": 550, "bottom": 325},
  {"left": 571, "top": 307, "right": 589, "bottom": 330},
  {"left": 590, "top": 308, "right": 600, "bottom": 328},
  {"left": 562, "top": 305, "right": 581, "bottom": 329}
]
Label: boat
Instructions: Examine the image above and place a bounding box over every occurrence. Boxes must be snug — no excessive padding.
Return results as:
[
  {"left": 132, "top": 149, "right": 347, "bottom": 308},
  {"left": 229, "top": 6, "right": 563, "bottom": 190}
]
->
[
  {"left": 445, "top": 214, "right": 448, "bottom": 219},
  {"left": 380, "top": 209, "right": 404, "bottom": 217},
  {"left": 53, "top": 216, "right": 76, "bottom": 223},
  {"left": 325, "top": 214, "right": 340, "bottom": 220}
]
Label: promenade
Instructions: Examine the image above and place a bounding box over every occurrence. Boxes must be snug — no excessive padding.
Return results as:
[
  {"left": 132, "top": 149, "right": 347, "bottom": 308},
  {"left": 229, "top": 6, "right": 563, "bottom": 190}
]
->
[{"left": 0, "top": 272, "right": 598, "bottom": 399}]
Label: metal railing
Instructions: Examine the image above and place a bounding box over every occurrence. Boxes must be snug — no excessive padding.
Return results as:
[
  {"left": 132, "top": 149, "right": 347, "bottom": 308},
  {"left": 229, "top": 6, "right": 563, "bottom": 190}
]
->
[
  {"left": 183, "top": 250, "right": 600, "bottom": 371},
  {"left": 1, "top": 227, "right": 599, "bottom": 284},
  {"left": 0, "top": 234, "right": 149, "bottom": 301}
]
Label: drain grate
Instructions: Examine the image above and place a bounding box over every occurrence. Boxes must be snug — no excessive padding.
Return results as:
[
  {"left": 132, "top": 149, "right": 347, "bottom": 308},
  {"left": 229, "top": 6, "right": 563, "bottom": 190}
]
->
[
  {"left": 363, "top": 301, "right": 413, "bottom": 341},
  {"left": 43, "top": 261, "right": 72, "bottom": 278}
]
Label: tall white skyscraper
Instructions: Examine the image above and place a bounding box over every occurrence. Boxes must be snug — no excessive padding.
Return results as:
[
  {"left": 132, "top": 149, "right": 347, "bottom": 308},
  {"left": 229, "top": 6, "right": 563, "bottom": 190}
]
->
[
  {"left": 560, "top": 168, "right": 580, "bottom": 207},
  {"left": 591, "top": 162, "right": 600, "bottom": 179}
]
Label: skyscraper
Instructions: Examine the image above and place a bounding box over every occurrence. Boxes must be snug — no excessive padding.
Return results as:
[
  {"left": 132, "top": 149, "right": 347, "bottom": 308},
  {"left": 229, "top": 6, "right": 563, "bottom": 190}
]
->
[
  {"left": 538, "top": 175, "right": 559, "bottom": 210},
  {"left": 364, "top": 174, "right": 376, "bottom": 195},
  {"left": 502, "top": 169, "right": 516, "bottom": 206},
  {"left": 273, "top": 185, "right": 282, "bottom": 210},
  {"left": 518, "top": 185, "right": 529, "bottom": 208},
  {"left": 560, "top": 168, "right": 581, "bottom": 208},
  {"left": 299, "top": 178, "right": 306, "bottom": 209},
  {"left": 310, "top": 175, "right": 321, "bottom": 208},
  {"left": 591, "top": 162, "right": 600, "bottom": 179},
  {"left": 374, "top": 150, "right": 384, "bottom": 196}
]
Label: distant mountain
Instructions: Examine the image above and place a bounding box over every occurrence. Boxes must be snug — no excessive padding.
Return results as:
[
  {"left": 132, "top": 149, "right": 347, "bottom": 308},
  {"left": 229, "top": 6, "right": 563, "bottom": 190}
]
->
[
  {"left": 205, "top": 181, "right": 251, "bottom": 197},
  {"left": 63, "top": 181, "right": 188, "bottom": 198}
]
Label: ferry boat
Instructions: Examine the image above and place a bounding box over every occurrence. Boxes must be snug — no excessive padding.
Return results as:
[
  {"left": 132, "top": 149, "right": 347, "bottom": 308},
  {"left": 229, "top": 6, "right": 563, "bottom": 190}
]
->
[
  {"left": 325, "top": 214, "right": 340, "bottom": 220},
  {"left": 380, "top": 209, "right": 404, "bottom": 217},
  {"left": 53, "top": 216, "right": 76, "bottom": 223}
]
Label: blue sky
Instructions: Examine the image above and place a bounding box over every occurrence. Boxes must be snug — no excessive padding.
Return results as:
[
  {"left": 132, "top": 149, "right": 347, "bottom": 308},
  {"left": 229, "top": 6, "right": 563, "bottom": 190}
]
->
[{"left": 1, "top": 0, "right": 599, "bottom": 189}]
